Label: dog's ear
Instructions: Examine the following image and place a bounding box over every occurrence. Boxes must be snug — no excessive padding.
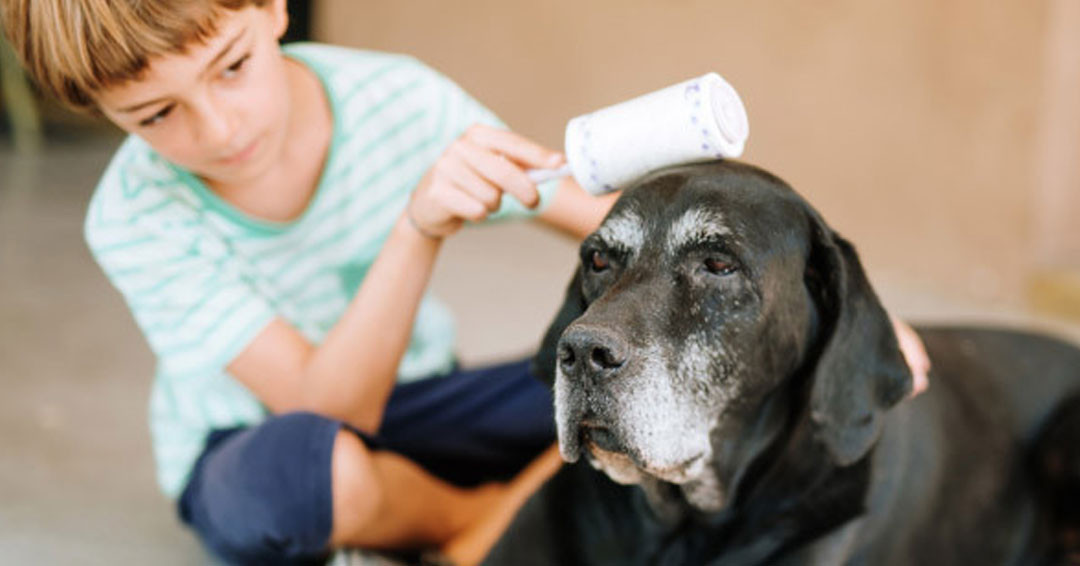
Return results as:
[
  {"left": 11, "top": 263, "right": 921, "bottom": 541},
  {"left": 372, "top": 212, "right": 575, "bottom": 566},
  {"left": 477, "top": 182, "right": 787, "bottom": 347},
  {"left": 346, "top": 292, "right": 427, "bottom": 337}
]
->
[
  {"left": 532, "top": 269, "right": 588, "bottom": 386},
  {"left": 804, "top": 211, "right": 912, "bottom": 466}
]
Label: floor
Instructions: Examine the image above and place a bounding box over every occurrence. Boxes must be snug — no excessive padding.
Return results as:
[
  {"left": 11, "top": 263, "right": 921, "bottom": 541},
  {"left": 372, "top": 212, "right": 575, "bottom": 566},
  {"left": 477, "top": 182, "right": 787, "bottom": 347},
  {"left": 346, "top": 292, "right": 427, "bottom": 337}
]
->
[
  {"left": 2, "top": 133, "right": 1078, "bottom": 564},
  {"left": 1, "top": 136, "right": 206, "bottom": 563}
]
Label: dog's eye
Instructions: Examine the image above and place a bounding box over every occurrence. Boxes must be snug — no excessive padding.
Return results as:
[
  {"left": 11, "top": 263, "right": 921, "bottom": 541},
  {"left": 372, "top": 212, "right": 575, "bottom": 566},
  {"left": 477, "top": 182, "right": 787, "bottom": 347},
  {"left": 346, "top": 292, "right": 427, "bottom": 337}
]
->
[
  {"left": 589, "top": 250, "right": 611, "bottom": 272},
  {"left": 704, "top": 257, "right": 737, "bottom": 276}
]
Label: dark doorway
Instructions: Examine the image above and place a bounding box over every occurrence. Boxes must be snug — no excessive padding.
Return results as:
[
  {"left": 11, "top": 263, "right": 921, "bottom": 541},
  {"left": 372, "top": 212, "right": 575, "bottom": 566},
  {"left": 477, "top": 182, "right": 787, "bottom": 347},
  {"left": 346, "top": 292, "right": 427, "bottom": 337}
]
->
[{"left": 281, "top": 1, "right": 315, "bottom": 44}]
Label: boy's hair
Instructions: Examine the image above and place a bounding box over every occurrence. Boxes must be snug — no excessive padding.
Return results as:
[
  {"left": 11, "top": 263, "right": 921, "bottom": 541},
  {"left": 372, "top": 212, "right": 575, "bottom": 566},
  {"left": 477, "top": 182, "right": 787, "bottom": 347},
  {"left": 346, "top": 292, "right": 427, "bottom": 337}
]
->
[{"left": 1, "top": 0, "right": 270, "bottom": 111}]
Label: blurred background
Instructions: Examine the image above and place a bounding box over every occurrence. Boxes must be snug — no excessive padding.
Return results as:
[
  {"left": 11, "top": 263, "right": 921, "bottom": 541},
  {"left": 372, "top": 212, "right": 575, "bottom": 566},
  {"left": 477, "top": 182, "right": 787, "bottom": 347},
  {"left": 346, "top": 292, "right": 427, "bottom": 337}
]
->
[{"left": 2, "top": 0, "right": 1079, "bottom": 563}]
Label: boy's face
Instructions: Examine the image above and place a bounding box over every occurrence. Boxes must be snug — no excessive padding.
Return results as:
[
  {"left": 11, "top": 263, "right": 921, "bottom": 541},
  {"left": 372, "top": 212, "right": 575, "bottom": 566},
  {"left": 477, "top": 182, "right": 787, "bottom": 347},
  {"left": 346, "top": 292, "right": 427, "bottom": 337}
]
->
[{"left": 96, "top": 1, "right": 292, "bottom": 187}]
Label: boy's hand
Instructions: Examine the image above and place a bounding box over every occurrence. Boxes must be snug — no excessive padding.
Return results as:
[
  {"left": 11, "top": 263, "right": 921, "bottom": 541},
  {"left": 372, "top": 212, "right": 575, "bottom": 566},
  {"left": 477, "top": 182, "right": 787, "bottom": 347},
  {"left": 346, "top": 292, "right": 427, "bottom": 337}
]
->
[
  {"left": 407, "top": 124, "right": 564, "bottom": 238},
  {"left": 890, "top": 315, "right": 930, "bottom": 397}
]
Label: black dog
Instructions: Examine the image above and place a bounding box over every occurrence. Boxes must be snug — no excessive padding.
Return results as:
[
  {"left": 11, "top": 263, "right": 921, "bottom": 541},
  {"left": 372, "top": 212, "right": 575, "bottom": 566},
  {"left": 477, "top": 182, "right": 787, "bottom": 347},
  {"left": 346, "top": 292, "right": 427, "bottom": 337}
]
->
[{"left": 481, "top": 161, "right": 1080, "bottom": 565}]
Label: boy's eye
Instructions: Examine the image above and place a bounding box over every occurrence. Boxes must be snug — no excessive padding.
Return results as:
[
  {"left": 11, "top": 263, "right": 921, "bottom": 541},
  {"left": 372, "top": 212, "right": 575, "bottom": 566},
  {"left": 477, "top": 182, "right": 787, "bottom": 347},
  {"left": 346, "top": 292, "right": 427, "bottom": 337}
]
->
[
  {"left": 139, "top": 104, "right": 174, "bottom": 128},
  {"left": 222, "top": 54, "right": 251, "bottom": 79}
]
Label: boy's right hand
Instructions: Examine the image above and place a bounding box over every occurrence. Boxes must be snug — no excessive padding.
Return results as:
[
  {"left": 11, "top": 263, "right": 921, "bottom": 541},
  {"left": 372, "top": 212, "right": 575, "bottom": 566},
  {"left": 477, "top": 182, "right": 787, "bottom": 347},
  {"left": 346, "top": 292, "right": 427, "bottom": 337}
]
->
[{"left": 407, "top": 124, "right": 565, "bottom": 239}]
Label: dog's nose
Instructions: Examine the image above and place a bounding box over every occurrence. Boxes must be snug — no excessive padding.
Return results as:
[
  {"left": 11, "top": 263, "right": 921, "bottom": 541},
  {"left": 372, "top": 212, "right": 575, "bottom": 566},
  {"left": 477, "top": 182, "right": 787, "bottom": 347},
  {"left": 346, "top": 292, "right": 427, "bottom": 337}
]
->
[{"left": 558, "top": 325, "right": 628, "bottom": 378}]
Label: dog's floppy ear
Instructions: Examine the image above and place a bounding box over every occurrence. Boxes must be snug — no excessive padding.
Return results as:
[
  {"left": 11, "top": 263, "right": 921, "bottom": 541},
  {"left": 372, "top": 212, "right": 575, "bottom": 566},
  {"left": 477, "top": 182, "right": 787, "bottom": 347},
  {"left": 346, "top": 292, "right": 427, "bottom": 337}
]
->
[
  {"left": 805, "top": 211, "right": 912, "bottom": 465},
  {"left": 532, "top": 269, "right": 587, "bottom": 386}
]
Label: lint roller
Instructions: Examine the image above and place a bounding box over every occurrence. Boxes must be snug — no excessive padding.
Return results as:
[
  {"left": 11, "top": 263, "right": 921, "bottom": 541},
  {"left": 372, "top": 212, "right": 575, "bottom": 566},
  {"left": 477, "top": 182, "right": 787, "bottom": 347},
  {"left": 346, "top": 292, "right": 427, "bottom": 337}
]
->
[{"left": 526, "top": 72, "right": 749, "bottom": 195}]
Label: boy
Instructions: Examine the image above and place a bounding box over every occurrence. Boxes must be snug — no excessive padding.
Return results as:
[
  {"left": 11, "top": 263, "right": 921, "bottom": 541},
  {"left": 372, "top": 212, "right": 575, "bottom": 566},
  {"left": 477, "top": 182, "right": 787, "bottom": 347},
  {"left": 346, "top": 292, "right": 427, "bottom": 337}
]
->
[
  {"left": 1, "top": 1, "right": 929, "bottom": 564},
  {"left": 2, "top": 1, "right": 620, "bottom": 562}
]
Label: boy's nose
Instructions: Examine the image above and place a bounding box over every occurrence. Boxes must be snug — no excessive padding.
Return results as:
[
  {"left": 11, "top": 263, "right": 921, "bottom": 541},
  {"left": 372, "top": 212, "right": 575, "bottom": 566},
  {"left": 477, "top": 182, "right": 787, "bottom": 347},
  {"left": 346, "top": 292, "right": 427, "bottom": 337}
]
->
[{"left": 195, "top": 98, "right": 238, "bottom": 154}]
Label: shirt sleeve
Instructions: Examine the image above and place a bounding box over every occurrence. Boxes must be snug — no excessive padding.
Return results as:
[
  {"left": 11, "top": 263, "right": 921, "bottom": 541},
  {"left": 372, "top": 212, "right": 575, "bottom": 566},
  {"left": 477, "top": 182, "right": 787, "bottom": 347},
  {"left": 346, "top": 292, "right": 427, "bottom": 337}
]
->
[
  {"left": 413, "top": 58, "right": 560, "bottom": 222},
  {"left": 85, "top": 176, "right": 275, "bottom": 378}
]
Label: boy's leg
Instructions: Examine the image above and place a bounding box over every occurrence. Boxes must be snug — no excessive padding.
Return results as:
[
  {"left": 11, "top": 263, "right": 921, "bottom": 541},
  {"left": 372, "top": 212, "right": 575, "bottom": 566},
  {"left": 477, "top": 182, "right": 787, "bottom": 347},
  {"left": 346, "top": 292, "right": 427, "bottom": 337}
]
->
[
  {"left": 378, "top": 359, "right": 556, "bottom": 486},
  {"left": 179, "top": 412, "right": 506, "bottom": 564},
  {"left": 328, "top": 428, "right": 506, "bottom": 550},
  {"left": 179, "top": 412, "right": 339, "bottom": 565}
]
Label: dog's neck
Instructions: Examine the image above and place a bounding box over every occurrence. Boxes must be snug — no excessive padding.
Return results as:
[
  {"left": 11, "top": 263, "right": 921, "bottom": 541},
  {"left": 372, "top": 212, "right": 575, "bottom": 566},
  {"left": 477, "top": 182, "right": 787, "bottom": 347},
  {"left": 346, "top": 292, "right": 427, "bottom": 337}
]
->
[
  {"left": 640, "top": 367, "right": 875, "bottom": 565},
  {"left": 638, "top": 420, "right": 873, "bottom": 565}
]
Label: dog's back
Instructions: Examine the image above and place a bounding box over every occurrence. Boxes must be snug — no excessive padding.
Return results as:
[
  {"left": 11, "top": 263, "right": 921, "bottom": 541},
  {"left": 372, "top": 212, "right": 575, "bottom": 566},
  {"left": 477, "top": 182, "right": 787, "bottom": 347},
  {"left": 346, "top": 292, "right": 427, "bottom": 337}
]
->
[
  {"left": 854, "top": 327, "right": 1080, "bottom": 565},
  {"left": 920, "top": 328, "right": 1080, "bottom": 442}
]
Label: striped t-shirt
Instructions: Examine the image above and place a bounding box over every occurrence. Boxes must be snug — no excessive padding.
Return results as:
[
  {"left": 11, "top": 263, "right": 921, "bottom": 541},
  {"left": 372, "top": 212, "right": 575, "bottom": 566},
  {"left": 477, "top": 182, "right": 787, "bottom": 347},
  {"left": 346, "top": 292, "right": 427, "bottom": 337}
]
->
[{"left": 84, "top": 43, "right": 558, "bottom": 498}]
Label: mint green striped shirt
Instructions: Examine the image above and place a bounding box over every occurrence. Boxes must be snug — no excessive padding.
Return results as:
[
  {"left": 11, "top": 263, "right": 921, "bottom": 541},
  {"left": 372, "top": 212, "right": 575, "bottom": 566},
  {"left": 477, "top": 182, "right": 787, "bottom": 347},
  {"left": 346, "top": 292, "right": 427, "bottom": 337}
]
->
[{"left": 84, "top": 43, "right": 558, "bottom": 498}]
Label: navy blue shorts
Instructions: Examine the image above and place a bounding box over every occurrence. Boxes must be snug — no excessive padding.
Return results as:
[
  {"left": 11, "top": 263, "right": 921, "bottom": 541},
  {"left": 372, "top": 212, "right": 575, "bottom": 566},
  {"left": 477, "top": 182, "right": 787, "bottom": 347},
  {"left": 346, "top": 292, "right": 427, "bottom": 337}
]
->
[{"left": 177, "top": 359, "right": 555, "bottom": 565}]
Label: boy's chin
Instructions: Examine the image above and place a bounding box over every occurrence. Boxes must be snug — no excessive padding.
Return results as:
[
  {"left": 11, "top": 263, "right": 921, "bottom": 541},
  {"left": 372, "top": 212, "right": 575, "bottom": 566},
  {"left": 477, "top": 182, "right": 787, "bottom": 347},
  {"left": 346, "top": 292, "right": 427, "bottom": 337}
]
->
[{"left": 204, "top": 153, "right": 272, "bottom": 186}]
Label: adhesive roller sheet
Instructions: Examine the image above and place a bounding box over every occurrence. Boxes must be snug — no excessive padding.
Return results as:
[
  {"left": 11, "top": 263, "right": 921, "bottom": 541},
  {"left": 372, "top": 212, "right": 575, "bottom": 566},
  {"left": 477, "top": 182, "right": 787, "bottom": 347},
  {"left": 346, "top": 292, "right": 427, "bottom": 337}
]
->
[{"left": 527, "top": 72, "right": 749, "bottom": 195}]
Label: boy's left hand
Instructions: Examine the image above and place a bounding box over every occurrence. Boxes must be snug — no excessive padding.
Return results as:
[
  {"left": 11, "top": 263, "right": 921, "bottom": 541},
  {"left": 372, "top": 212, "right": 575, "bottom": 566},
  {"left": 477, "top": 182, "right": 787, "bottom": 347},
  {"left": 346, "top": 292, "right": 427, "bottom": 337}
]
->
[{"left": 890, "top": 315, "right": 930, "bottom": 397}]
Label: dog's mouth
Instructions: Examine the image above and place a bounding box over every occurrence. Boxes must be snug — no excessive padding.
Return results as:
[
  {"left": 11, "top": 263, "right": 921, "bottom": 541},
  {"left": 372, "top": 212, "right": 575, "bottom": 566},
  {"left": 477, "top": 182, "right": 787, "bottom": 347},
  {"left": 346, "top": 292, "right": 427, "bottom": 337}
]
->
[
  {"left": 578, "top": 423, "right": 645, "bottom": 484},
  {"left": 641, "top": 453, "right": 707, "bottom": 482},
  {"left": 578, "top": 422, "right": 707, "bottom": 484},
  {"left": 581, "top": 422, "right": 625, "bottom": 453}
]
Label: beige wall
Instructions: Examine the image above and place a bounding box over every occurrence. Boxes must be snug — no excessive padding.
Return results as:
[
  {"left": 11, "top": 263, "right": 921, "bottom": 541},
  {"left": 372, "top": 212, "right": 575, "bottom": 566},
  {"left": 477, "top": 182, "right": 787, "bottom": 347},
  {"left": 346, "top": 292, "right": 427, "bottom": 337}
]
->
[
  {"left": 1035, "top": 0, "right": 1080, "bottom": 267},
  {"left": 316, "top": 0, "right": 1077, "bottom": 311}
]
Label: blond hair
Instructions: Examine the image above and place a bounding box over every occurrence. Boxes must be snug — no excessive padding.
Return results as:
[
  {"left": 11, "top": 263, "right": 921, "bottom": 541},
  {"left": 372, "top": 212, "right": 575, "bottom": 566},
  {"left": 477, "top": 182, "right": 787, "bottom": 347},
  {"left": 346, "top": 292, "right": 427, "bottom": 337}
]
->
[{"left": 1, "top": 0, "right": 270, "bottom": 111}]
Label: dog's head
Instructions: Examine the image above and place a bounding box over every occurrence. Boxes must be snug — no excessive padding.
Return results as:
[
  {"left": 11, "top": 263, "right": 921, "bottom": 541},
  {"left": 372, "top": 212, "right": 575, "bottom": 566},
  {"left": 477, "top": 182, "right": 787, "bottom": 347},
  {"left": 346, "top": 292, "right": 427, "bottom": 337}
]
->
[{"left": 536, "top": 161, "right": 911, "bottom": 511}]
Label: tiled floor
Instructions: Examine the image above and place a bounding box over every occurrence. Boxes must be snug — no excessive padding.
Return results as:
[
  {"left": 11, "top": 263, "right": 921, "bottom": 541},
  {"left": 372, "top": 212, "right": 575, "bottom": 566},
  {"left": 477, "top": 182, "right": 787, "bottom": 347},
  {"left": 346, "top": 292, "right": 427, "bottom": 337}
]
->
[{"left": 2, "top": 135, "right": 1078, "bottom": 564}]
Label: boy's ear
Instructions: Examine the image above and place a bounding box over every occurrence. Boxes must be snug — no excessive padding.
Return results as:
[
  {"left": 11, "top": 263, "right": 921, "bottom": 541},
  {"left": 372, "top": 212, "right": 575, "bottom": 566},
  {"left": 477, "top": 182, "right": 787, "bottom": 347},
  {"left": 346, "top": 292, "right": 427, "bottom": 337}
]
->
[{"left": 270, "top": 0, "right": 290, "bottom": 40}]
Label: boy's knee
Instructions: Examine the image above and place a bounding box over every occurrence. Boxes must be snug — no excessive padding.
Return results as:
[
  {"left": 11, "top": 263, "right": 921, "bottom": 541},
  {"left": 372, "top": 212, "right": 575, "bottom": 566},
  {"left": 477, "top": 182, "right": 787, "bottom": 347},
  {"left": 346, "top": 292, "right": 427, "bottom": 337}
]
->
[
  {"left": 183, "top": 414, "right": 348, "bottom": 563},
  {"left": 329, "top": 428, "right": 385, "bottom": 548}
]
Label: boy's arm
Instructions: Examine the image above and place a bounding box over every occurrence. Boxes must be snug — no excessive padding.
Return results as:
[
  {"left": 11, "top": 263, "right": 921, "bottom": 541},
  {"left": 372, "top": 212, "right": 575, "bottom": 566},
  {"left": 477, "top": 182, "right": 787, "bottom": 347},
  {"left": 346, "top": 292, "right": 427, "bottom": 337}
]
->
[
  {"left": 227, "top": 213, "right": 439, "bottom": 434},
  {"left": 227, "top": 125, "right": 562, "bottom": 434},
  {"left": 535, "top": 177, "right": 619, "bottom": 240}
]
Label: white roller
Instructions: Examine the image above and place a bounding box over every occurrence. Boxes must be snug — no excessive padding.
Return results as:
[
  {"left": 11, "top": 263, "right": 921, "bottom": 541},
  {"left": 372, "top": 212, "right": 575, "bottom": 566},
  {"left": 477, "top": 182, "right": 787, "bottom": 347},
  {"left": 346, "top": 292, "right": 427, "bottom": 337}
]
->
[{"left": 527, "top": 72, "right": 749, "bottom": 195}]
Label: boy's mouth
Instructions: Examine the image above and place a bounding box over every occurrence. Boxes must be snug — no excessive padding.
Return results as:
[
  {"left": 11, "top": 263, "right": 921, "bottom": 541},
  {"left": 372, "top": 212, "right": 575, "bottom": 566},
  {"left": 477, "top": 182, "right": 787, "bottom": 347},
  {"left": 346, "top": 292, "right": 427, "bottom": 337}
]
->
[{"left": 220, "top": 138, "right": 260, "bottom": 165}]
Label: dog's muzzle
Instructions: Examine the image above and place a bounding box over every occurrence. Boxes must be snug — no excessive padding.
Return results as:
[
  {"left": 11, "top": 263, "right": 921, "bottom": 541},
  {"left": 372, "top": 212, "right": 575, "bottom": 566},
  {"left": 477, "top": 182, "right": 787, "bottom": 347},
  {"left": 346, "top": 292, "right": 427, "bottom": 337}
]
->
[
  {"left": 555, "top": 324, "right": 633, "bottom": 462},
  {"left": 554, "top": 322, "right": 716, "bottom": 486}
]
